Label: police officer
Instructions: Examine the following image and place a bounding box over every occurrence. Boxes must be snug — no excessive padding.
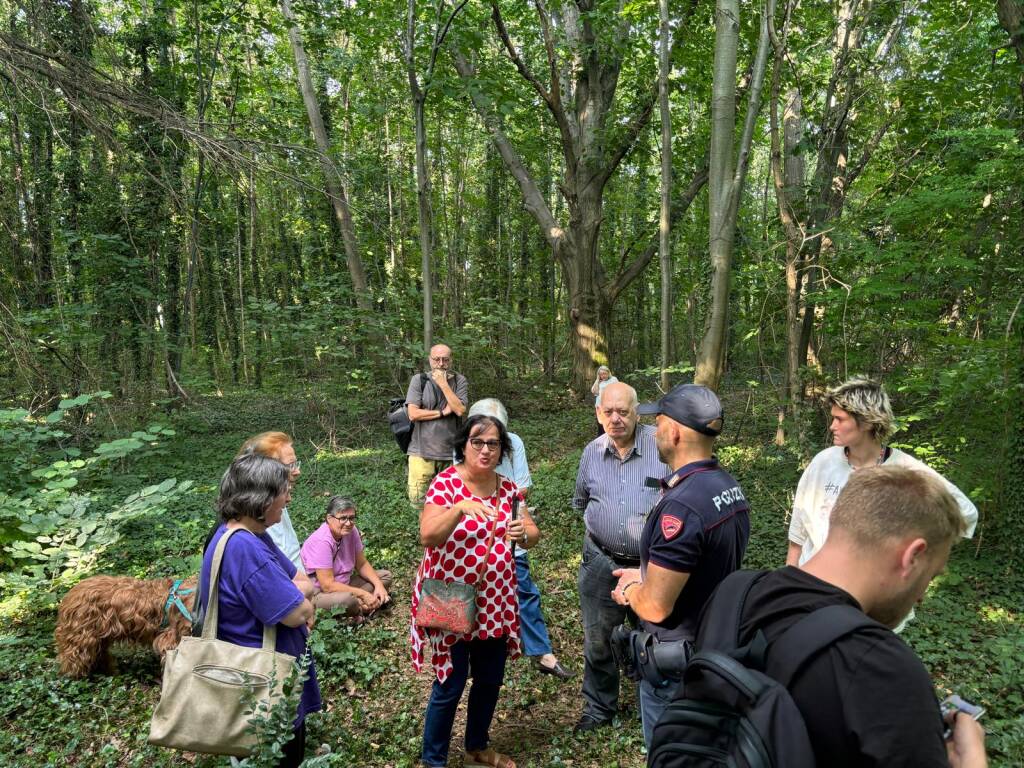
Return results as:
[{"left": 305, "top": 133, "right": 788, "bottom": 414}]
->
[{"left": 611, "top": 384, "right": 750, "bottom": 747}]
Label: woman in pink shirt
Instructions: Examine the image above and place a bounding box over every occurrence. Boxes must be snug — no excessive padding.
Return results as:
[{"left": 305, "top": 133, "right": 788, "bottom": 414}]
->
[{"left": 300, "top": 496, "right": 392, "bottom": 620}]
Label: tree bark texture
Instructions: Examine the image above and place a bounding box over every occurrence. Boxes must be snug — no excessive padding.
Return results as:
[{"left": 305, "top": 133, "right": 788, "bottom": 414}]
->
[
  {"left": 696, "top": 0, "right": 773, "bottom": 392},
  {"left": 658, "top": 0, "right": 673, "bottom": 392},
  {"left": 453, "top": 0, "right": 706, "bottom": 396},
  {"left": 280, "top": 0, "right": 371, "bottom": 311}
]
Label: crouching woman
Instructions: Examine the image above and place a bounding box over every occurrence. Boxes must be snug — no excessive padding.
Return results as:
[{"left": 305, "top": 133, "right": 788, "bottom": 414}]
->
[
  {"left": 201, "top": 453, "right": 321, "bottom": 767},
  {"left": 301, "top": 495, "right": 393, "bottom": 621}
]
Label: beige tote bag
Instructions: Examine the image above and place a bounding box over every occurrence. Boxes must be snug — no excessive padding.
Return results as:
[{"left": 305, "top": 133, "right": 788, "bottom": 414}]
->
[{"left": 148, "top": 527, "right": 298, "bottom": 757}]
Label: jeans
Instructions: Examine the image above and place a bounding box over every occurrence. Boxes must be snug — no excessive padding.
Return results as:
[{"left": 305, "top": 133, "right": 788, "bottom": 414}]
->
[
  {"left": 515, "top": 551, "right": 553, "bottom": 657},
  {"left": 578, "top": 537, "right": 633, "bottom": 721},
  {"left": 421, "top": 637, "right": 508, "bottom": 767},
  {"left": 639, "top": 677, "right": 676, "bottom": 748}
]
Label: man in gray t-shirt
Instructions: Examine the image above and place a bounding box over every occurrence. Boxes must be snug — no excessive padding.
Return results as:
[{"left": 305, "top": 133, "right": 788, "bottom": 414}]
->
[{"left": 404, "top": 343, "right": 469, "bottom": 504}]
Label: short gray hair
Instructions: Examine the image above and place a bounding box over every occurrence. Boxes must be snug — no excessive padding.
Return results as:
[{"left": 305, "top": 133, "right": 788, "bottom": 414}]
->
[
  {"left": 325, "top": 495, "right": 356, "bottom": 518},
  {"left": 216, "top": 453, "right": 290, "bottom": 523},
  {"left": 826, "top": 377, "right": 895, "bottom": 442},
  {"left": 468, "top": 398, "right": 509, "bottom": 428}
]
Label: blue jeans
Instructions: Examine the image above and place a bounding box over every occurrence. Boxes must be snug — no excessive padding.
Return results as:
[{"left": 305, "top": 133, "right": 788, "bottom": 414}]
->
[
  {"left": 421, "top": 637, "right": 508, "bottom": 767},
  {"left": 639, "top": 677, "right": 676, "bottom": 748},
  {"left": 515, "top": 551, "right": 553, "bottom": 657}
]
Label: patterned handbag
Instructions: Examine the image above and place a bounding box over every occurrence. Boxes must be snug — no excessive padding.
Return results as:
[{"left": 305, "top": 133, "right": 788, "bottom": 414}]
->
[{"left": 415, "top": 517, "right": 497, "bottom": 634}]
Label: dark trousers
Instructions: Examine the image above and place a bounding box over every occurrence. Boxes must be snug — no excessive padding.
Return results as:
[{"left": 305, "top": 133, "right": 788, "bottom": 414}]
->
[
  {"left": 421, "top": 636, "right": 509, "bottom": 767},
  {"left": 578, "top": 537, "right": 634, "bottom": 721},
  {"left": 277, "top": 721, "right": 306, "bottom": 768}
]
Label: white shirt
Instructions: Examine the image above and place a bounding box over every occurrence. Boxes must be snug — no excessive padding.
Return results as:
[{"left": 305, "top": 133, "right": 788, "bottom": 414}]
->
[
  {"left": 789, "top": 446, "right": 978, "bottom": 564},
  {"left": 788, "top": 446, "right": 978, "bottom": 632},
  {"left": 266, "top": 506, "right": 303, "bottom": 571}
]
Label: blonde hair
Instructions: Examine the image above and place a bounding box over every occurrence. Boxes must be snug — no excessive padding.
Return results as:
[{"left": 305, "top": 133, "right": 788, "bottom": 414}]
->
[
  {"left": 830, "top": 466, "right": 965, "bottom": 550},
  {"left": 238, "top": 431, "right": 293, "bottom": 461},
  {"left": 825, "top": 377, "right": 895, "bottom": 442}
]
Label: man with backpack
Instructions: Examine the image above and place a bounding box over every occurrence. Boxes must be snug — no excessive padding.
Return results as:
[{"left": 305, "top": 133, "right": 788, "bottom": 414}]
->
[
  {"left": 646, "top": 465, "right": 987, "bottom": 768},
  {"left": 610, "top": 384, "right": 750, "bottom": 748},
  {"left": 403, "top": 344, "right": 468, "bottom": 505}
]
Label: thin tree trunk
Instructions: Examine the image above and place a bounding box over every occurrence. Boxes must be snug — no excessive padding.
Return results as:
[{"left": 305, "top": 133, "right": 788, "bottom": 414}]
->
[
  {"left": 658, "top": 0, "right": 672, "bottom": 392},
  {"left": 696, "top": 0, "right": 773, "bottom": 391},
  {"left": 280, "top": 0, "right": 371, "bottom": 310}
]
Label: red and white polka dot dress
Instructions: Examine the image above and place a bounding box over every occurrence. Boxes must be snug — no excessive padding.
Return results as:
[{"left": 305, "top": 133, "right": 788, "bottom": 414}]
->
[{"left": 410, "top": 466, "right": 521, "bottom": 682}]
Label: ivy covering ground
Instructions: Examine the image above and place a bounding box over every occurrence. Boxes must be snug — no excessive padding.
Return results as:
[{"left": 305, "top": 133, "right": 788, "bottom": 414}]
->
[{"left": 0, "top": 391, "right": 1021, "bottom": 767}]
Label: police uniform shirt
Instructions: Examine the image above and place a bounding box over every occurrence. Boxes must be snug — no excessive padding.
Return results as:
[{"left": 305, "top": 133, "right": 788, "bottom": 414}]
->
[{"left": 639, "top": 457, "right": 750, "bottom": 642}]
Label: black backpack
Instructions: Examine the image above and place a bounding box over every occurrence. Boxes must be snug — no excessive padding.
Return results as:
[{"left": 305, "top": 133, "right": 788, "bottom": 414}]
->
[
  {"left": 647, "top": 570, "right": 876, "bottom": 768},
  {"left": 387, "top": 373, "right": 430, "bottom": 453}
]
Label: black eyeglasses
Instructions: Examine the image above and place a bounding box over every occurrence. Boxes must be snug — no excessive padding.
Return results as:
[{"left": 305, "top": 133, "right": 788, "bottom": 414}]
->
[
  {"left": 331, "top": 514, "right": 356, "bottom": 524},
  {"left": 469, "top": 438, "right": 501, "bottom": 451}
]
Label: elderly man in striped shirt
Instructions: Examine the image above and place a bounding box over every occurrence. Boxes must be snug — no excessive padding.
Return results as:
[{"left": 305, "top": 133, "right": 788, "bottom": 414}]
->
[{"left": 572, "top": 381, "right": 668, "bottom": 733}]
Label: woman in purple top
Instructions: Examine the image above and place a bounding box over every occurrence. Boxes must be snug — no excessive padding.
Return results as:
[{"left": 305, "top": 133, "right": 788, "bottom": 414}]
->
[{"left": 200, "top": 453, "right": 321, "bottom": 768}]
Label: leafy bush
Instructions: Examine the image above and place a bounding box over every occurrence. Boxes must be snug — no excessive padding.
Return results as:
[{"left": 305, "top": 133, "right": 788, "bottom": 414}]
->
[{"left": 0, "top": 393, "right": 193, "bottom": 589}]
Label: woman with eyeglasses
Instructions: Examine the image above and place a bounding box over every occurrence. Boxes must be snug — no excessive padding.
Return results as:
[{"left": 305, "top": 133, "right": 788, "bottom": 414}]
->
[
  {"left": 299, "top": 496, "right": 393, "bottom": 622},
  {"left": 412, "top": 414, "right": 539, "bottom": 768}
]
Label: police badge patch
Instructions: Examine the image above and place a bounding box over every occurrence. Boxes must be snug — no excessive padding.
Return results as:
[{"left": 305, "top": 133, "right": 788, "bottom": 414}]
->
[{"left": 661, "top": 514, "right": 683, "bottom": 540}]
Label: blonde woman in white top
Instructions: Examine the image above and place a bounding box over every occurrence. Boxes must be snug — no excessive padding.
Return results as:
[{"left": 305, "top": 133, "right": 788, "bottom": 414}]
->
[{"left": 787, "top": 377, "right": 978, "bottom": 570}]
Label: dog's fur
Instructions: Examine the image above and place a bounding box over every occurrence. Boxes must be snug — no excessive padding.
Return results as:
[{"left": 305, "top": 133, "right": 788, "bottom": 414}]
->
[{"left": 55, "top": 575, "right": 198, "bottom": 678}]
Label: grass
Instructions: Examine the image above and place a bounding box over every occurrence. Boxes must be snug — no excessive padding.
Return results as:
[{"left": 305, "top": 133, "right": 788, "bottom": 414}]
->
[{"left": 0, "top": 389, "right": 1021, "bottom": 766}]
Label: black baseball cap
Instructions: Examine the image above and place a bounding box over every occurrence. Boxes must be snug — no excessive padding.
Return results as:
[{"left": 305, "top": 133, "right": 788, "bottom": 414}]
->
[{"left": 636, "top": 384, "right": 724, "bottom": 436}]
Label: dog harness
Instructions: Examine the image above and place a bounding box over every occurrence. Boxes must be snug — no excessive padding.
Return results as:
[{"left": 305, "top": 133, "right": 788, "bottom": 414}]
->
[{"left": 161, "top": 579, "right": 195, "bottom": 628}]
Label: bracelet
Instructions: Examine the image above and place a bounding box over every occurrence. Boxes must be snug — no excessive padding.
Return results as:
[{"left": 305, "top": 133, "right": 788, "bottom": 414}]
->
[{"left": 621, "top": 580, "right": 641, "bottom": 601}]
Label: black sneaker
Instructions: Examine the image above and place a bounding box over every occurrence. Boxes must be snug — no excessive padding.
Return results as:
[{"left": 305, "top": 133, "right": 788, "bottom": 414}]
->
[{"left": 573, "top": 714, "right": 613, "bottom": 734}]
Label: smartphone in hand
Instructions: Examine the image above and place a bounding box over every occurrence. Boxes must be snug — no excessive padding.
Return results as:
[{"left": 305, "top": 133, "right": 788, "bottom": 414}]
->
[{"left": 941, "top": 695, "right": 985, "bottom": 739}]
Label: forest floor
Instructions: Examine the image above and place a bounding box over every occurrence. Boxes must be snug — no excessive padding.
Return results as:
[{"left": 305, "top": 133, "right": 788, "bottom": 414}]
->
[{"left": 0, "top": 388, "right": 1021, "bottom": 767}]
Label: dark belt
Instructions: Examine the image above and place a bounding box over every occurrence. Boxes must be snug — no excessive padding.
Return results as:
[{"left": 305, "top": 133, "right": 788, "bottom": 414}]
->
[{"left": 587, "top": 533, "right": 641, "bottom": 568}]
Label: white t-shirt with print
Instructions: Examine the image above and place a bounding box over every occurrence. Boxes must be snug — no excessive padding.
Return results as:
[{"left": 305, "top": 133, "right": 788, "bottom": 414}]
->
[{"left": 788, "top": 446, "right": 978, "bottom": 566}]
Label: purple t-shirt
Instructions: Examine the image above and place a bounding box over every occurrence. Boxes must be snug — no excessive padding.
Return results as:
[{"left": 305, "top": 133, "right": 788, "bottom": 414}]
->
[
  {"left": 300, "top": 522, "right": 363, "bottom": 589},
  {"left": 200, "top": 524, "right": 322, "bottom": 724}
]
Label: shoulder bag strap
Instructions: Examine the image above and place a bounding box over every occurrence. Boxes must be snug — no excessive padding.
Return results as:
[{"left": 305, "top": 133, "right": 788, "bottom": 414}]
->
[
  {"left": 768, "top": 603, "right": 878, "bottom": 686},
  {"left": 202, "top": 527, "right": 279, "bottom": 651},
  {"left": 473, "top": 512, "right": 499, "bottom": 584},
  {"left": 696, "top": 569, "right": 767, "bottom": 653}
]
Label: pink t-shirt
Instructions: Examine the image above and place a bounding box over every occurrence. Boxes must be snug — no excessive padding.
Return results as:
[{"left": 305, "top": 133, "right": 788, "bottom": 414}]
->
[{"left": 300, "top": 521, "right": 363, "bottom": 589}]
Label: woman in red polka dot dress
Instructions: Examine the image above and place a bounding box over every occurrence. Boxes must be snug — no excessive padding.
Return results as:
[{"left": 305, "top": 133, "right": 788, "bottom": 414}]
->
[{"left": 412, "top": 414, "right": 540, "bottom": 768}]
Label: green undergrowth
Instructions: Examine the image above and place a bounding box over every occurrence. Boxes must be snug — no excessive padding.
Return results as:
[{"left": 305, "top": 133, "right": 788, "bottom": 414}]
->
[{"left": 0, "top": 391, "right": 1020, "bottom": 766}]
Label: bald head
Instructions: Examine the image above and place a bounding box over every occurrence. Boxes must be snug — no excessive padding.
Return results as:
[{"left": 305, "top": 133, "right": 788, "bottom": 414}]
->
[
  {"left": 598, "top": 381, "right": 639, "bottom": 445},
  {"left": 600, "top": 381, "right": 638, "bottom": 409},
  {"left": 429, "top": 344, "right": 452, "bottom": 371}
]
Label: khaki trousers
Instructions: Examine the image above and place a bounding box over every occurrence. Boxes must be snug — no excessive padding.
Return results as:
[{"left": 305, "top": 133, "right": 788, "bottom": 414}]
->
[
  {"left": 407, "top": 455, "right": 450, "bottom": 504},
  {"left": 312, "top": 570, "right": 394, "bottom": 615}
]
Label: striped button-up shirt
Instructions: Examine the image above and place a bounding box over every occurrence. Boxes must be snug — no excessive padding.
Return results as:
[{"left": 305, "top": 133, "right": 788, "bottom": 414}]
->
[{"left": 572, "top": 423, "right": 668, "bottom": 559}]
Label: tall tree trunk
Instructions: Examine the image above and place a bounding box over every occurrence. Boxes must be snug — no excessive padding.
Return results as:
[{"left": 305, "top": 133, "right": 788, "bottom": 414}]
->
[
  {"left": 280, "top": 0, "right": 371, "bottom": 310},
  {"left": 696, "top": 0, "right": 773, "bottom": 391},
  {"left": 768, "top": 0, "right": 804, "bottom": 444},
  {"left": 658, "top": 0, "right": 673, "bottom": 392},
  {"left": 452, "top": 2, "right": 708, "bottom": 396},
  {"left": 996, "top": 0, "right": 1024, "bottom": 136}
]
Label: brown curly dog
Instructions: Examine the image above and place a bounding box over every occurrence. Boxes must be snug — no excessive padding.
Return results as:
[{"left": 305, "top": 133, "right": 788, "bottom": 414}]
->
[{"left": 55, "top": 575, "right": 198, "bottom": 678}]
